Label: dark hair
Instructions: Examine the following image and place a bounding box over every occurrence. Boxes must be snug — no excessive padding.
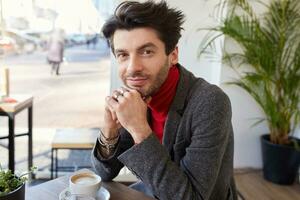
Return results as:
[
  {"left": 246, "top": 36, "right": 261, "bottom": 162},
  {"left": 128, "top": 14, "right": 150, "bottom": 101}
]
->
[{"left": 102, "top": 0, "right": 185, "bottom": 55}]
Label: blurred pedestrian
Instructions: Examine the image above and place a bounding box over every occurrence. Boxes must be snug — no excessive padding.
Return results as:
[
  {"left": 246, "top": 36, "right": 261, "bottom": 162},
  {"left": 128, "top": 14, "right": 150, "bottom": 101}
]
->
[
  {"left": 47, "top": 29, "right": 65, "bottom": 75},
  {"left": 86, "top": 34, "right": 98, "bottom": 49},
  {"left": 86, "top": 34, "right": 91, "bottom": 49},
  {"left": 91, "top": 34, "right": 98, "bottom": 49}
]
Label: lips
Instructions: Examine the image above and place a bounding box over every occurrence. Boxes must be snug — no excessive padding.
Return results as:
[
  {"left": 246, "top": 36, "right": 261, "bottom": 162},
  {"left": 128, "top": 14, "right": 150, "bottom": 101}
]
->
[{"left": 126, "top": 77, "right": 148, "bottom": 87}]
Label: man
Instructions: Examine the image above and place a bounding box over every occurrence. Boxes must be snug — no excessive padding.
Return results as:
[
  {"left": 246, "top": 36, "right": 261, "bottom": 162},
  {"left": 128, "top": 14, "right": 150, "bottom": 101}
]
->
[{"left": 91, "top": 1, "right": 237, "bottom": 199}]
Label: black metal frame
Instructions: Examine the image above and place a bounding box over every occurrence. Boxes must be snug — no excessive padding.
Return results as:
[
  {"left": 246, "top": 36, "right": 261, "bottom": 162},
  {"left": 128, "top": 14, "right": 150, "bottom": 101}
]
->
[
  {"left": 0, "top": 102, "right": 33, "bottom": 174},
  {"left": 50, "top": 147, "right": 92, "bottom": 179}
]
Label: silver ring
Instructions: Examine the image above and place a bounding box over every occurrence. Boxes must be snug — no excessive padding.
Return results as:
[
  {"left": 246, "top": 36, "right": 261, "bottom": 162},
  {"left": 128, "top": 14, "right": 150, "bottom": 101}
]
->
[
  {"left": 114, "top": 92, "right": 124, "bottom": 99},
  {"left": 113, "top": 93, "right": 120, "bottom": 99}
]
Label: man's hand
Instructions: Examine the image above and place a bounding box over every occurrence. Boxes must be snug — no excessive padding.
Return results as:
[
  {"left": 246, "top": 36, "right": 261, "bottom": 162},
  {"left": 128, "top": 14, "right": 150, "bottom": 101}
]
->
[
  {"left": 101, "top": 98, "right": 121, "bottom": 140},
  {"left": 106, "top": 87, "right": 152, "bottom": 144}
]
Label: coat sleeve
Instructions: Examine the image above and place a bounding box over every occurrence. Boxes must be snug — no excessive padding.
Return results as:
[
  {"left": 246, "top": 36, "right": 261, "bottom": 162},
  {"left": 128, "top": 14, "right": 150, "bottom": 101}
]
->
[
  {"left": 118, "top": 88, "right": 233, "bottom": 200},
  {"left": 91, "top": 130, "right": 134, "bottom": 181}
]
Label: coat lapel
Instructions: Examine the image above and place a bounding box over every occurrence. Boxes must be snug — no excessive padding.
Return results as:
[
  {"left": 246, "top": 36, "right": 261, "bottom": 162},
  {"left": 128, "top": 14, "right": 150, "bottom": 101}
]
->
[{"left": 162, "top": 64, "right": 197, "bottom": 155}]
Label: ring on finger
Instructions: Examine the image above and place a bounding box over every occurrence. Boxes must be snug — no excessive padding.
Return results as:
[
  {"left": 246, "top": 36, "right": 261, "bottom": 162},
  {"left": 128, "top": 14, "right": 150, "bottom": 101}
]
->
[
  {"left": 117, "top": 93, "right": 123, "bottom": 99},
  {"left": 120, "top": 87, "right": 129, "bottom": 95},
  {"left": 113, "top": 92, "right": 121, "bottom": 99}
]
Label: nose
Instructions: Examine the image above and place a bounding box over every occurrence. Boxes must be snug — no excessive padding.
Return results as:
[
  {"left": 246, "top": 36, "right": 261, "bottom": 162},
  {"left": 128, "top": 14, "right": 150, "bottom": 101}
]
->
[{"left": 127, "top": 55, "right": 143, "bottom": 73}]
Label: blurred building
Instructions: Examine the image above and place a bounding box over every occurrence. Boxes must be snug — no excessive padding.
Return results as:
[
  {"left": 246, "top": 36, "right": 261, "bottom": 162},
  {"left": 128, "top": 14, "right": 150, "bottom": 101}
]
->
[
  {"left": 92, "top": 0, "right": 114, "bottom": 20},
  {"left": 1, "top": 0, "right": 108, "bottom": 34}
]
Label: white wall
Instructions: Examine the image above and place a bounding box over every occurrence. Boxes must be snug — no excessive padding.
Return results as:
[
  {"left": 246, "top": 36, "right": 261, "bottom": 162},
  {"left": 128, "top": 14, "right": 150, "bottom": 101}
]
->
[
  {"left": 170, "top": 0, "right": 224, "bottom": 85},
  {"left": 174, "top": 0, "right": 268, "bottom": 168},
  {"left": 107, "top": 0, "right": 277, "bottom": 168},
  {"left": 219, "top": 46, "right": 268, "bottom": 168}
]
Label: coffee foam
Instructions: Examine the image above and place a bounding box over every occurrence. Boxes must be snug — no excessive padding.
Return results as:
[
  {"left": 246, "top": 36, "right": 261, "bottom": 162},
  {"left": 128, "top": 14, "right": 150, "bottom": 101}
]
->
[{"left": 71, "top": 174, "right": 99, "bottom": 185}]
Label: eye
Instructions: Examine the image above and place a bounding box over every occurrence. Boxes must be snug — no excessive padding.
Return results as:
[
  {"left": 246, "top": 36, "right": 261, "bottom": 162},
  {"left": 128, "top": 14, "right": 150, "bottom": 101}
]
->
[
  {"left": 116, "top": 52, "right": 128, "bottom": 61},
  {"left": 142, "top": 49, "right": 154, "bottom": 56}
]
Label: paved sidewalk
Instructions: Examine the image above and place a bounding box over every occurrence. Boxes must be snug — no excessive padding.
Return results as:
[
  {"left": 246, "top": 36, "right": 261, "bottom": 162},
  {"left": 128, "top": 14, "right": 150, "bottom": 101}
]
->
[{"left": 0, "top": 42, "right": 110, "bottom": 176}]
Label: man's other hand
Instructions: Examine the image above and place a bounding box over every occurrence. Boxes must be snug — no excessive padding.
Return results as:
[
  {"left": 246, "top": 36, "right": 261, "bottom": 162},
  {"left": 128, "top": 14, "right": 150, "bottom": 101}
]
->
[{"left": 107, "top": 87, "right": 152, "bottom": 144}]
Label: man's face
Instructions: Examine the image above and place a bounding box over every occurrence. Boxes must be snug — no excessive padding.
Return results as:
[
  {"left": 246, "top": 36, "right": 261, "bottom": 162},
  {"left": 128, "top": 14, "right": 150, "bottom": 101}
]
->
[{"left": 113, "top": 28, "right": 178, "bottom": 97}]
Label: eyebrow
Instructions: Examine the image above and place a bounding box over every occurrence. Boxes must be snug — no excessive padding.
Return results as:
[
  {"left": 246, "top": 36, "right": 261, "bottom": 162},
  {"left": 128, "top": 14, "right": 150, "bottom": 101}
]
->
[
  {"left": 115, "top": 42, "right": 158, "bottom": 54},
  {"left": 137, "top": 42, "right": 157, "bottom": 51}
]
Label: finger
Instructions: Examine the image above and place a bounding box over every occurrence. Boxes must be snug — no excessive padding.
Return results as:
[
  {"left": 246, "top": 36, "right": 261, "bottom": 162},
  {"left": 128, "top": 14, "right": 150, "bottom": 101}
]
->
[
  {"left": 124, "top": 87, "right": 137, "bottom": 93},
  {"left": 106, "top": 95, "right": 119, "bottom": 109},
  {"left": 115, "top": 87, "right": 130, "bottom": 99},
  {"left": 116, "top": 89, "right": 124, "bottom": 96},
  {"left": 104, "top": 108, "right": 116, "bottom": 124},
  {"left": 116, "top": 93, "right": 125, "bottom": 103},
  {"left": 112, "top": 89, "right": 126, "bottom": 103},
  {"left": 112, "top": 90, "right": 122, "bottom": 101},
  {"left": 121, "top": 86, "right": 130, "bottom": 93},
  {"left": 122, "top": 87, "right": 142, "bottom": 99},
  {"left": 111, "top": 111, "right": 118, "bottom": 121},
  {"left": 105, "top": 96, "right": 115, "bottom": 110},
  {"left": 115, "top": 120, "right": 122, "bottom": 130},
  {"left": 121, "top": 86, "right": 131, "bottom": 91},
  {"left": 123, "top": 90, "right": 131, "bottom": 98},
  {"left": 104, "top": 102, "right": 118, "bottom": 121},
  {"left": 116, "top": 87, "right": 127, "bottom": 96},
  {"left": 122, "top": 86, "right": 141, "bottom": 96},
  {"left": 105, "top": 96, "right": 118, "bottom": 112}
]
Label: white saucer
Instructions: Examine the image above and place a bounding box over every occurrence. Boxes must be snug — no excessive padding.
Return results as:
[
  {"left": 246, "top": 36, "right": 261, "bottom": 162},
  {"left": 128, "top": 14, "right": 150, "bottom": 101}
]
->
[{"left": 59, "top": 186, "right": 110, "bottom": 200}]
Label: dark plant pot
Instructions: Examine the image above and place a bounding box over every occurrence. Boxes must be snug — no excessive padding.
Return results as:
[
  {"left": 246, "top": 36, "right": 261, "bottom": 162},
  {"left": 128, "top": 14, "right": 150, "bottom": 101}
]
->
[
  {"left": 261, "top": 134, "right": 300, "bottom": 185},
  {"left": 0, "top": 183, "right": 25, "bottom": 200}
]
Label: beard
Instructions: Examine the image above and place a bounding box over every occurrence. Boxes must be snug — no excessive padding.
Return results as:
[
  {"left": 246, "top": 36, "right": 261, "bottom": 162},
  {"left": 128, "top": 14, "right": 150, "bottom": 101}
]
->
[{"left": 122, "top": 59, "right": 170, "bottom": 98}]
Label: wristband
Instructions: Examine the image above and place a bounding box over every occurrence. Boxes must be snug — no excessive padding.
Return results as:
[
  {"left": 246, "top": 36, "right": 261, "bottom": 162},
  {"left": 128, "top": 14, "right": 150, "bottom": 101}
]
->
[
  {"left": 99, "top": 129, "right": 119, "bottom": 141},
  {"left": 98, "top": 136, "right": 119, "bottom": 149}
]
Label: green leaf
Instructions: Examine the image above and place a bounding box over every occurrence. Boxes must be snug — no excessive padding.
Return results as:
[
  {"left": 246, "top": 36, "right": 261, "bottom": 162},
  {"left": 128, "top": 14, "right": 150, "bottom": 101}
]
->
[
  {"left": 0, "top": 164, "right": 37, "bottom": 196},
  {"left": 199, "top": 0, "right": 300, "bottom": 145}
]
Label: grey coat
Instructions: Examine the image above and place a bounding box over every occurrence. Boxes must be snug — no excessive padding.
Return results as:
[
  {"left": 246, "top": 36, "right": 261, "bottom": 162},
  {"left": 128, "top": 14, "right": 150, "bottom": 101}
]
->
[
  {"left": 91, "top": 64, "right": 237, "bottom": 200},
  {"left": 47, "top": 39, "right": 64, "bottom": 63}
]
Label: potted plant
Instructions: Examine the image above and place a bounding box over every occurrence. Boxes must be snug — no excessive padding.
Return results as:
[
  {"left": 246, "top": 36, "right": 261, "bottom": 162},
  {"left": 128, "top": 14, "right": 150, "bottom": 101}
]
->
[
  {"left": 0, "top": 165, "right": 36, "bottom": 200},
  {"left": 199, "top": 0, "right": 300, "bottom": 184}
]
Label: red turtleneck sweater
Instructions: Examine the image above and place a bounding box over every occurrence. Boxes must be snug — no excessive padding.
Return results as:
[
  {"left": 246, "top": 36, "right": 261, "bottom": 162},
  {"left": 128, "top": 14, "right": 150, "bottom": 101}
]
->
[{"left": 148, "top": 65, "right": 180, "bottom": 143}]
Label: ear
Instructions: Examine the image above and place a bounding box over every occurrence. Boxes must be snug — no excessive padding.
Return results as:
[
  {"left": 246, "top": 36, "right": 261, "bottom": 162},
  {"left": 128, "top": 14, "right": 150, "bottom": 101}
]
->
[{"left": 169, "top": 46, "right": 179, "bottom": 65}]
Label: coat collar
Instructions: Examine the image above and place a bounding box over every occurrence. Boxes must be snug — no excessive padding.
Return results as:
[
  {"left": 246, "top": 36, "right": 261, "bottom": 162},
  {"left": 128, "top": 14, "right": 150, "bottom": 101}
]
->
[
  {"left": 168, "top": 64, "right": 197, "bottom": 114},
  {"left": 162, "top": 64, "right": 197, "bottom": 152}
]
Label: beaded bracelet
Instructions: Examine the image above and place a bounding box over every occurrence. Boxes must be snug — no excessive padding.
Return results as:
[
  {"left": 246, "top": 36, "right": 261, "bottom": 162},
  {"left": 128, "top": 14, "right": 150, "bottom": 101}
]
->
[
  {"left": 98, "top": 137, "right": 117, "bottom": 157},
  {"left": 99, "top": 129, "right": 119, "bottom": 141},
  {"left": 98, "top": 130, "right": 119, "bottom": 151},
  {"left": 98, "top": 136, "right": 118, "bottom": 149}
]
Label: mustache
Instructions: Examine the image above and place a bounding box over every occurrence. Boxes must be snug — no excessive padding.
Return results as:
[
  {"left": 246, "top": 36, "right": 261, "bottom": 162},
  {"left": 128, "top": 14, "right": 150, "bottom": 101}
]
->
[{"left": 125, "top": 72, "right": 148, "bottom": 78}]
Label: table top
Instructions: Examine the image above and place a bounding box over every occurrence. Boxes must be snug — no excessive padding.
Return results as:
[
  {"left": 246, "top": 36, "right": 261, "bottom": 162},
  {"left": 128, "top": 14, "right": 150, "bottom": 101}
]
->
[
  {"left": 26, "top": 172, "right": 155, "bottom": 200},
  {"left": 52, "top": 128, "right": 99, "bottom": 149},
  {"left": 0, "top": 94, "right": 33, "bottom": 113}
]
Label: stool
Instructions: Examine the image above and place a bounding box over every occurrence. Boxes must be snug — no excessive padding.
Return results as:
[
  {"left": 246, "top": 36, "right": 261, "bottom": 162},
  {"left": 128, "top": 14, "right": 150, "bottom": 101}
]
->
[
  {"left": 50, "top": 128, "right": 99, "bottom": 179},
  {"left": 0, "top": 95, "right": 33, "bottom": 174}
]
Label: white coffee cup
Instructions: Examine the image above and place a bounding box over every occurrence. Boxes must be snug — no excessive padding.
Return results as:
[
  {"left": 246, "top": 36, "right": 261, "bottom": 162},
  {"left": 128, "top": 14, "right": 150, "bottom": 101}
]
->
[{"left": 69, "top": 172, "right": 101, "bottom": 198}]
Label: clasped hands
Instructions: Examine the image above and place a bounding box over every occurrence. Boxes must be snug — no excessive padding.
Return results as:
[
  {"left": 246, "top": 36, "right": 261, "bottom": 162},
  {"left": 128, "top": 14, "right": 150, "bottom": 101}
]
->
[{"left": 102, "top": 87, "right": 152, "bottom": 144}]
